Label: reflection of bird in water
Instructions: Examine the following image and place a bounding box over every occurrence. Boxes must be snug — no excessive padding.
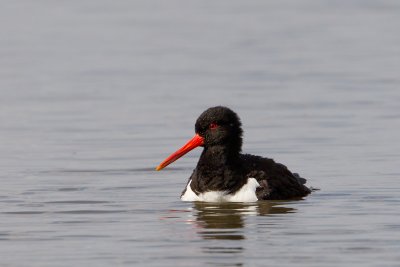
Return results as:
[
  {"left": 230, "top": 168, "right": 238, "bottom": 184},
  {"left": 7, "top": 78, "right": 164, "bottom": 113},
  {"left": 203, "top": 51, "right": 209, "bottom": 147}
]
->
[
  {"left": 256, "top": 201, "right": 296, "bottom": 215},
  {"left": 195, "top": 202, "right": 245, "bottom": 240},
  {"left": 193, "top": 201, "right": 296, "bottom": 240},
  {"left": 156, "top": 106, "right": 311, "bottom": 202}
]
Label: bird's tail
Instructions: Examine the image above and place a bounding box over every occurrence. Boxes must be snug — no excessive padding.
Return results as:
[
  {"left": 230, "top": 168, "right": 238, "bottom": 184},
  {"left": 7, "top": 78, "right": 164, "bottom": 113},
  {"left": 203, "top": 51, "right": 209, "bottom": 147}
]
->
[{"left": 293, "top": 173, "right": 307, "bottom": 185}]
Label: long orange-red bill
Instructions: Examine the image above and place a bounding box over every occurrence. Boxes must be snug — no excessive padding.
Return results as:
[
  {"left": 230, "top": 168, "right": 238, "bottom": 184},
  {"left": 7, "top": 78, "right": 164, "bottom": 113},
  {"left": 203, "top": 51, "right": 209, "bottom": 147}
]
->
[{"left": 156, "top": 133, "right": 204, "bottom": 171}]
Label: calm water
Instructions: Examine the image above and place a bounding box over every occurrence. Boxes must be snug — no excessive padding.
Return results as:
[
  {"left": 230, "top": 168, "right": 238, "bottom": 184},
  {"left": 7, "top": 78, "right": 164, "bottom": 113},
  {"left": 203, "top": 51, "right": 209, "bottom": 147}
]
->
[{"left": 1, "top": 1, "right": 400, "bottom": 266}]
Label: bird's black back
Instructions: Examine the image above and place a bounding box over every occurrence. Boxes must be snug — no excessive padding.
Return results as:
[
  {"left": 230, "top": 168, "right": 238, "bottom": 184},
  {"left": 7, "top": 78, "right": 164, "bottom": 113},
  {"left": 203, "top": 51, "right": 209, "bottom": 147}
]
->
[{"left": 240, "top": 154, "right": 311, "bottom": 200}]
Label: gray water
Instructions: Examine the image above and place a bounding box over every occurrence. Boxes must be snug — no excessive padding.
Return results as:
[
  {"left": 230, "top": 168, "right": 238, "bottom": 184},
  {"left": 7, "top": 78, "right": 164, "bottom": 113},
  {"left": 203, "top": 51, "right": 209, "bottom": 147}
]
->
[{"left": 1, "top": 1, "right": 400, "bottom": 266}]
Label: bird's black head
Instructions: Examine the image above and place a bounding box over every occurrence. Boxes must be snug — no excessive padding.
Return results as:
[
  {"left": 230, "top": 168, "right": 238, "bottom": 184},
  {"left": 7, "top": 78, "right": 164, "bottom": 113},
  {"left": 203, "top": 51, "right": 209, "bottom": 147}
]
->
[
  {"left": 156, "top": 106, "right": 243, "bottom": 171},
  {"left": 195, "top": 106, "right": 243, "bottom": 152}
]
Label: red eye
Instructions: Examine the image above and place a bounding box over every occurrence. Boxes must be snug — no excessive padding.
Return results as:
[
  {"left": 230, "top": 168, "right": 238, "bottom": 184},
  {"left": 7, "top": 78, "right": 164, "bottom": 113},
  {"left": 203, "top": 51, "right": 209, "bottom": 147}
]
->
[{"left": 209, "top": 123, "right": 218, "bottom": 130}]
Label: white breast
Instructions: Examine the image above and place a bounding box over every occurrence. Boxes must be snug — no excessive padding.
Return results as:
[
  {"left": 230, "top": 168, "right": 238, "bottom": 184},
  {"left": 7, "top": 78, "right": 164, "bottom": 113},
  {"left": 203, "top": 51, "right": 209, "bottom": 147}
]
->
[{"left": 181, "top": 178, "right": 260, "bottom": 202}]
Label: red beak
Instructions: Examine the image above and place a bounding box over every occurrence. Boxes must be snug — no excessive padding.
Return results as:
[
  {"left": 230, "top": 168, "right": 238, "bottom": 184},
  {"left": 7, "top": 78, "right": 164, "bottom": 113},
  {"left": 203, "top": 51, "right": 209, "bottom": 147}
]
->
[{"left": 156, "top": 134, "right": 204, "bottom": 171}]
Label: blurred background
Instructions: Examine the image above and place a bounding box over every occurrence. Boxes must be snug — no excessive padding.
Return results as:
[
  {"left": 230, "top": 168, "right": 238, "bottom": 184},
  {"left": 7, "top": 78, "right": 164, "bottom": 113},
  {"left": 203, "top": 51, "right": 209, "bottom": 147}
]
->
[{"left": 0, "top": 1, "right": 399, "bottom": 266}]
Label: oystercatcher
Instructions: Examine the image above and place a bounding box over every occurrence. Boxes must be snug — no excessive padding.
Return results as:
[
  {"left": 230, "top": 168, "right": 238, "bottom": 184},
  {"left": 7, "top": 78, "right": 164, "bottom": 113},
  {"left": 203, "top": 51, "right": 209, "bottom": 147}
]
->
[{"left": 156, "top": 106, "right": 311, "bottom": 202}]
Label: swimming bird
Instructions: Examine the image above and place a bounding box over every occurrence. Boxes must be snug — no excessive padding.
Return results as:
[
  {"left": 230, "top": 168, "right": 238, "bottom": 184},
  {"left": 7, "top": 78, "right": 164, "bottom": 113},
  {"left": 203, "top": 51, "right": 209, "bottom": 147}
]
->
[{"left": 156, "top": 106, "right": 311, "bottom": 202}]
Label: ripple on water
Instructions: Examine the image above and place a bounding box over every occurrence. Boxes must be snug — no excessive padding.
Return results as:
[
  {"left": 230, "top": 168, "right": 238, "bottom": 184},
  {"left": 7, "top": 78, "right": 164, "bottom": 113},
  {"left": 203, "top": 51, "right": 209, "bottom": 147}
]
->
[
  {"left": 43, "top": 200, "right": 111, "bottom": 204},
  {"left": 54, "top": 210, "right": 127, "bottom": 214}
]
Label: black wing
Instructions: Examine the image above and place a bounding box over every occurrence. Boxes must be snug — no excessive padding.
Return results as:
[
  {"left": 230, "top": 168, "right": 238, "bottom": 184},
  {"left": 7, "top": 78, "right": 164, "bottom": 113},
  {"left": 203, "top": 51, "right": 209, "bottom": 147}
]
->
[{"left": 240, "top": 154, "right": 311, "bottom": 200}]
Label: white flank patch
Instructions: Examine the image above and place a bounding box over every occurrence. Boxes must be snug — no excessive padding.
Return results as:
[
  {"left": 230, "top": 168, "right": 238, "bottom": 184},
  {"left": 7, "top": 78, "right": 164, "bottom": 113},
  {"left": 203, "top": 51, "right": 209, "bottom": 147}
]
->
[{"left": 181, "top": 178, "right": 260, "bottom": 202}]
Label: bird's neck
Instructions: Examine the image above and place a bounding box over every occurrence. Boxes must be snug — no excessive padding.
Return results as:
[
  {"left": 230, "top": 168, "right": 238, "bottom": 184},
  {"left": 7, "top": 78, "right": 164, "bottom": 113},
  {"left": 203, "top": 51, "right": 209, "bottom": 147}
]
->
[
  {"left": 198, "top": 145, "right": 240, "bottom": 170},
  {"left": 196, "top": 145, "right": 241, "bottom": 182},
  {"left": 191, "top": 145, "right": 245, "bottom": 194}
]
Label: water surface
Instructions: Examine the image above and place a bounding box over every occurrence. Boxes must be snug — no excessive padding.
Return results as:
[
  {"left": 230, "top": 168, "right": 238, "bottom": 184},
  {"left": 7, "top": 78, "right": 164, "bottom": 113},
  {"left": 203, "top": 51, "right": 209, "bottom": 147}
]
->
[{"left": 1, "top": 1, "right": 400, "bottom": 266}]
